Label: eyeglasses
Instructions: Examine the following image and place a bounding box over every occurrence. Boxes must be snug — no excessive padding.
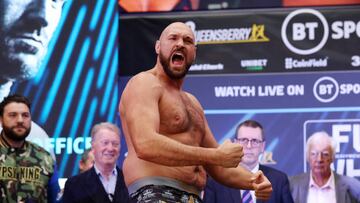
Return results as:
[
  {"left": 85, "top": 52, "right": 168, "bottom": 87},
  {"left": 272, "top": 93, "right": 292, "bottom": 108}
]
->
[
  {"left": 233, "top": 138, "right": 263, "bottom": 147},
  {"left": 310, "top": 151, "right": 331, "bottom": 159}
]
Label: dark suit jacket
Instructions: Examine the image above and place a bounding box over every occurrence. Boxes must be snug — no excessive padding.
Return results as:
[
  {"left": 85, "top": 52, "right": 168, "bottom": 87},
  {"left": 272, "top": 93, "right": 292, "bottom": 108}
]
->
[
  {"left": 289, "top": 172, "right": 360, "bottom": 203},
  {"left": 62, "top": 166, "right": 130, "bottom": 203},
  {"left": 203, "top": 165, "right": 294, "bottom": 203}
]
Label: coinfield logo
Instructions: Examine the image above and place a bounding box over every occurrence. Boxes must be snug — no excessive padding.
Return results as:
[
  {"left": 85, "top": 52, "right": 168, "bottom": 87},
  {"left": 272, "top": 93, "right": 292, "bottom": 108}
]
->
[{"left": 281, "top": 9, "right": 329, "bottom": 55}]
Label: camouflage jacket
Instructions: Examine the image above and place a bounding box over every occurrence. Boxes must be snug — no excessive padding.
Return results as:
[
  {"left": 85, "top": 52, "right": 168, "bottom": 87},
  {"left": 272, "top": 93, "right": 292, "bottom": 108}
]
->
[{"left": 0, "top": 134, "right": 55, "bottom": 203}]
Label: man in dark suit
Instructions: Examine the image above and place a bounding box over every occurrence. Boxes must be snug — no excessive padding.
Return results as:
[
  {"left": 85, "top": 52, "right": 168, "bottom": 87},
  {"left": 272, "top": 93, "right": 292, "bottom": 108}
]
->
[
  {"left": 203, "top": 120, "right": 294, "bottom": 203},
  {"left": 289, "top": 131, "right": 360, "bottom": 203},
  {"left": 62, "top": 122, "right": 130, "bottom": 203}
]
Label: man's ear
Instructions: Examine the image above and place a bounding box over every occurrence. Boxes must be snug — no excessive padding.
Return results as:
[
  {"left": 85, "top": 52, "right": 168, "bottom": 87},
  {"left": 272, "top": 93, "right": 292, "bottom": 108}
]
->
[
  {"left": 261, "top": 141, "right": 266, "bottom": 153},
  {"left": 155, "top": 40, "right": 160, "bottom": 54},
  {"left": 193, "top": 45, "right": 197, "bottom": 61},
  {"left": 79, "top": 161, "right": 85, "bottom": 171}
]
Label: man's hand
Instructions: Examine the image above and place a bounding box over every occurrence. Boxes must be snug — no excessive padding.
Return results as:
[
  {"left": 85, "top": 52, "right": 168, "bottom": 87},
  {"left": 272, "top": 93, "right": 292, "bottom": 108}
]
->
[
  {"left": 217, "top": 139, "right": 244, "bottom": 168},
  {"left": 251, "top": 170, "right": 273, "bottom": 200}
]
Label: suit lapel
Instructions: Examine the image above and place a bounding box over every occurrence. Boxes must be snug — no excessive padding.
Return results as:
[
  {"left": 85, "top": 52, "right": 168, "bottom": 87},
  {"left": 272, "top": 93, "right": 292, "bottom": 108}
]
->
[
  {"left": 334, "top": 173, "right": 346, "bottom": 203},
  {"left": 85, "top": 167, "right": 110, "bottom": 203},
  {"left": 113, "top": 167, "right": 126, "bottom": 202},
  {"left": 257, "top": 165, "right": 265, "bottom": 203},
  {"left": 299, "top": 173, "right": 310, "bottom": 203},
  {"left": 230, "top": 188, "right": 241, "bottom": 203}
]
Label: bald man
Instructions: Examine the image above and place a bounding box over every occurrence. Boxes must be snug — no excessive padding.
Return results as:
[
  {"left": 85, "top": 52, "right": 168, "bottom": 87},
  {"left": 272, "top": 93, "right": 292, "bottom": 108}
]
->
[{"left": 119, "top": 22, "right": 272, "bottom": 203}]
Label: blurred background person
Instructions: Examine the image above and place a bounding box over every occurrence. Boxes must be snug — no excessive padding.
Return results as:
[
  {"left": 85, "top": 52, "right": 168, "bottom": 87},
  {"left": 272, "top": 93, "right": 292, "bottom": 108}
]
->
[
  {"left": 204, "top": 120, "right": 294, "bottom": 203},
  {"left": 0, "top": 0, "right": 65, "bottom": 156},
  {"left": 62, "top": 122, "right": 129, "bottom": 203},
  {"left": 290, "top": 131, "right": 360, "bottom": 203},
  {"left": 79, "top": 148, "right": 95, "bottom": 173},
  {"left": 0, "top": 94, "right": 59, "bottom": 203}
]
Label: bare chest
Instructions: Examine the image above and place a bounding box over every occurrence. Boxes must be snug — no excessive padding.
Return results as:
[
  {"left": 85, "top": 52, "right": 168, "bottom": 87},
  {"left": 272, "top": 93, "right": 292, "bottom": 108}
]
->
[{"left": 158, "top": 92, "right": 205, "bottom": 143}]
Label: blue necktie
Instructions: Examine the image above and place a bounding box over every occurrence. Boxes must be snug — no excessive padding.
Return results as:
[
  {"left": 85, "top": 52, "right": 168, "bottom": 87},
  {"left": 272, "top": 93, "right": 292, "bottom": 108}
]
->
[{"left": 242, "top": 190, "right": 253, "bottom": 203}]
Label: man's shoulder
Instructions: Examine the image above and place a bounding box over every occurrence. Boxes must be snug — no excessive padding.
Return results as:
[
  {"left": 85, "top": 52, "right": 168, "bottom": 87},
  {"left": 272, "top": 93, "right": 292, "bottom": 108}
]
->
[
  {"left": 336, "top": 173, "right": 360, "bottom": 186},
  {"left": 335, "top": 174, "right": 360, "bottom": 200},
  {"left": 65, "top": 168, "right": 93, "bottom": 187},
  {"left": 116, "top": 167, "right": 125, "bottom": 178},
  {"left": 260, "top": 165, "right": 288, "bottom": 178},
  {"left": 27, "top": 141, "right": 52, "bottom": 159},
  {"left": 289, "top": 172, "right": 309, "bottom": 184},
  {"left": 123, "top": 71, "right": 163, "bottom": 97},
  {"left": 131, "top": 71, "right": 160, "bottom": 85}
]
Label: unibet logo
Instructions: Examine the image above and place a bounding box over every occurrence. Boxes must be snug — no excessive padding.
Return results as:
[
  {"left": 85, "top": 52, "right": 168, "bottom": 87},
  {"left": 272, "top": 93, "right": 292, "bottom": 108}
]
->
[{"left": 281, "top": 9, "right": 329, "bottom": 55}]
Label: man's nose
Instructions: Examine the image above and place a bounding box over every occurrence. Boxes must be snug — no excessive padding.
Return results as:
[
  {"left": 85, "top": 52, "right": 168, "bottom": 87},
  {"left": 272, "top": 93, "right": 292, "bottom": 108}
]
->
[
  {"left": 16, "top": 115, "right": 25, "bottom": 123},
  {"left": 315, "top": 153, "right": 324, "bottom": 161},
  {"left": 26, "top": 0, "right": 49, "bottom": 28},
  {"left": 176, "top": 39, "right": 184, "bottom": 47},
  {"left": 245, "top": 141, "right": 252, "bottom": 148}
]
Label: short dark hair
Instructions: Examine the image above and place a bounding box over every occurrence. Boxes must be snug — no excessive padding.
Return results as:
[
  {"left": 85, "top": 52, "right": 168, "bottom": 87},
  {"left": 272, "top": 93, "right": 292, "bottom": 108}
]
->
[
  {"left": 0, "top": 94, "right": 31, "bottom": 116},
  {"left": 234, "top": 120, "right": 265, "bottom": 141}
]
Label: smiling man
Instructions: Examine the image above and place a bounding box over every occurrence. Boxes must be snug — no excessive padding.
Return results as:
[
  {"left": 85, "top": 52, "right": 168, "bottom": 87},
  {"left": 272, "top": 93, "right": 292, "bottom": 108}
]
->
[
  {"left": 62, "top": 122, "right": 129, "bottom": 203},
  {"left": 0, "top": 0, "right": 65, "bottom": 155}
]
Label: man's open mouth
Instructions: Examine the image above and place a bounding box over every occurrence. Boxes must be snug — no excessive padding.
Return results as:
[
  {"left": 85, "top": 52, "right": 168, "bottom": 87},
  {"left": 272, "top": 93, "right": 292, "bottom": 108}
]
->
[{"left": 171, "top": 52, "right": 185, "bottom": 66}]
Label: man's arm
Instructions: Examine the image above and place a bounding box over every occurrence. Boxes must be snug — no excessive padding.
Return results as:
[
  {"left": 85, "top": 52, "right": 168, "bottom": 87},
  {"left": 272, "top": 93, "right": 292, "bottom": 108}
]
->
[
  {"left": 203, "top": 134, "right": 273, "bottom": 199},
  {"left": 281, "top": 175, "right": 295, "bottom": 203},
  {"left": 195, "top": 101, "right": 272, "bottom": 199},
  {"left": 48, "top": 162, "right": 60, "bottom": 203},
  {"left": 120, "top": 73, "right": 242, "bottom": 167}
]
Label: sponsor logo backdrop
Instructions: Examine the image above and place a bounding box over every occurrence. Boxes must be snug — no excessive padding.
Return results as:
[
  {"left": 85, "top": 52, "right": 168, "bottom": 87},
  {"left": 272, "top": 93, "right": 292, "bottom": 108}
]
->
[{"left": 119, "top": 6, "right": 360, "bottom": 179}]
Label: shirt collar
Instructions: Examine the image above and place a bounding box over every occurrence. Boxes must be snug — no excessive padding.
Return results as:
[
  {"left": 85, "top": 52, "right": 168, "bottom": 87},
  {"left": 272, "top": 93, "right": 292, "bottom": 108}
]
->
[
  {"left": 0, "top": 130, "right": 27, "bottom": 152},
  {"left": 94, "top": 164, "right": 117, "bottom": 177},
  {"left": 251, "top": 164, "right": 260, "bottom": 173},
  {"left": 309, "top": 170, "right": 335, "bottom": 190}
]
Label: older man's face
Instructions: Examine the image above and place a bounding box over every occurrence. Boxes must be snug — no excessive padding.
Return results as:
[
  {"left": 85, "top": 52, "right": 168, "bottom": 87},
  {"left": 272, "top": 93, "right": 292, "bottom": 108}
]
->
[
  {"left": 92, "top": 128, "right": 120, "bottom": 168},
  {"left": 309, "top": 140, "right": 333, "bottom": 177},
  {"left": 0, "top": 0, "right": 64, "bottom": 81}
]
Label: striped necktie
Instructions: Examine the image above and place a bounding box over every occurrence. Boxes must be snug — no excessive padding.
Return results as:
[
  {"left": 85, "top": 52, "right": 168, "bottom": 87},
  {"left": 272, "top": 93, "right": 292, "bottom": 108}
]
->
[{"left": 242, "top": 190, "right": 253, "bottom": 203}]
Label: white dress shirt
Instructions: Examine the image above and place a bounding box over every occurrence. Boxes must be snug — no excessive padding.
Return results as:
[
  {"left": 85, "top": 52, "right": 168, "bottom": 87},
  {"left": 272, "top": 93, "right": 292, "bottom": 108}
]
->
[
  {"left": 94, "top": 164, "right": 118, "bottom": 201},
  {"left": 307, "top": 171, "right": 336, "bottom": 203}
]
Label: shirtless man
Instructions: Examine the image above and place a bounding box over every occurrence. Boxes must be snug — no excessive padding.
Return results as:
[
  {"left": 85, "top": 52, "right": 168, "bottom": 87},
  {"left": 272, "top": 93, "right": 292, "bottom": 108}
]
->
[{"left": 119, "top": 22, "right": 272, "bottom": 202}]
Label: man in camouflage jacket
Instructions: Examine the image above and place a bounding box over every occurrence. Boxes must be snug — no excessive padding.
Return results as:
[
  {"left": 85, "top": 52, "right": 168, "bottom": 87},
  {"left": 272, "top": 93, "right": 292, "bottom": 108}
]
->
[{"left": 0, "top": 94, "right": 59, "bottom": 203}]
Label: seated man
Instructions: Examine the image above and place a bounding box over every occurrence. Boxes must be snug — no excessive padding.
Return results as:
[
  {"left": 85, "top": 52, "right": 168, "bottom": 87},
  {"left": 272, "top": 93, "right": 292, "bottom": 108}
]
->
[
  {"left": 203, "top": 120, "right": 294, "bottom": 203},
  {"left": 62, "top": 122, "right": 129, "bottom": 203},
  {"left": 290, "top": 131, "right": 360, "bottom": 203}
]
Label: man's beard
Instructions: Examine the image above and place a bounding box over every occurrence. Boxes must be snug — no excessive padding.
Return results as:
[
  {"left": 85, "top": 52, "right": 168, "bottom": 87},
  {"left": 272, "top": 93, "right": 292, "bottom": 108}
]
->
[
  {"left": 2, "top": 124, "right": 31, "bottom": 142},
  {"left": 0, "top": 36, "right": 42, "bottom": 81},
  {"left": 160, "top": 52, "right": 191, "bottom": 80}
]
